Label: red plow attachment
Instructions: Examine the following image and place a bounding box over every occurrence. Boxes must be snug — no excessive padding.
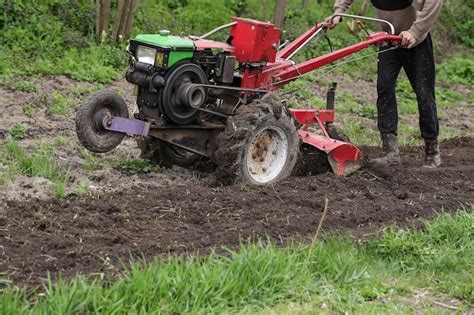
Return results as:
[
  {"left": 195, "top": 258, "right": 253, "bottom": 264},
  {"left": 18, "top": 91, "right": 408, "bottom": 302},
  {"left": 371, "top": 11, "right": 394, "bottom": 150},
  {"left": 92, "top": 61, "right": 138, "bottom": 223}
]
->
[{"left": 291, "top": 109, "right": 363, "bottom": 176}]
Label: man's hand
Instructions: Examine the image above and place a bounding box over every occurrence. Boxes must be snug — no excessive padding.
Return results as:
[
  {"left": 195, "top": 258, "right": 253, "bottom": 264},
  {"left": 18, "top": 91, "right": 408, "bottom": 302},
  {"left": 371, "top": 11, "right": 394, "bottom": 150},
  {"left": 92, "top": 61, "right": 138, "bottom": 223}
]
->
[
  {"left": 400, "top": 31, "right": 416, "bottom": 48},
  {"left": 323, "top": 15, "right": 342, "bottom": 29}
]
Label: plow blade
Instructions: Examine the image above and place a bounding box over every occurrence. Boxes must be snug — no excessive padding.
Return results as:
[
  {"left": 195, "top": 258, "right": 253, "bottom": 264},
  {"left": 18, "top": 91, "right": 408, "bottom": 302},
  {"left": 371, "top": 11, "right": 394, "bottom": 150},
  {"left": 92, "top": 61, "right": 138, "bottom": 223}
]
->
[{"left": 298, "top": 130, "right": 362, "bottom": 176}]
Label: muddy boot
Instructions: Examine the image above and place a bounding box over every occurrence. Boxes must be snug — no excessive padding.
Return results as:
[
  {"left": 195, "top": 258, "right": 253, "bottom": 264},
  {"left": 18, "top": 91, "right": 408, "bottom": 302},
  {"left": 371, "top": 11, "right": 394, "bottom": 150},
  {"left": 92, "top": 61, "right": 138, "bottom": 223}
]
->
[
  {"left": 372, "top": 133, "right": 401, "bottom": 166},
  {"left": 423, "top": 139, "right": 441, "bottom": 168}
]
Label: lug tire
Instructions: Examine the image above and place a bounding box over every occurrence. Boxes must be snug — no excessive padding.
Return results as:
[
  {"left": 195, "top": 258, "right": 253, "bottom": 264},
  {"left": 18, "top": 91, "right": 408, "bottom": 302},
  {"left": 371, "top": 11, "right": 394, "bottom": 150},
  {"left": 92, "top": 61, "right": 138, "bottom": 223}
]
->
[
  {"left": 214, "top": 100, "right": 300, "bottom": 185},
  {"left": 75, "top": 90, "right": 129, "bottom": 153}
]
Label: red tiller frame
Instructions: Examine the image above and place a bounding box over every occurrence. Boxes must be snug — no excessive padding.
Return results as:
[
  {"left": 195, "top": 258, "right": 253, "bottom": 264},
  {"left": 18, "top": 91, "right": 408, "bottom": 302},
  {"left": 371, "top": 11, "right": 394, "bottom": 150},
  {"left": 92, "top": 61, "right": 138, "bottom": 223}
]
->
[{"left": 240, "top": 24, "right": 401, "bottom": 91}]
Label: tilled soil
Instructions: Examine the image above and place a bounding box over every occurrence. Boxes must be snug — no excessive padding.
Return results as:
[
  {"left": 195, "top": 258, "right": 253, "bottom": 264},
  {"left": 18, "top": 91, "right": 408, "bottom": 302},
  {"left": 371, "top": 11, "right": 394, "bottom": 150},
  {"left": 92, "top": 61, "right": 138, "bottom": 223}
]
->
[{"left": 1, "top": 137, "right": 472, "bottom": 287}]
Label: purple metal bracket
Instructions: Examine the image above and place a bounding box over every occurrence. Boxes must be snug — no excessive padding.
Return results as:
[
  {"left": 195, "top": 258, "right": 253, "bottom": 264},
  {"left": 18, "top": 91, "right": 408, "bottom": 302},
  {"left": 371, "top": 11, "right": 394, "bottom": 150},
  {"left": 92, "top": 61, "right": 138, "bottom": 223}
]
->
[{"left": 102, "top": 117, "right": 151, "bottom": 137}]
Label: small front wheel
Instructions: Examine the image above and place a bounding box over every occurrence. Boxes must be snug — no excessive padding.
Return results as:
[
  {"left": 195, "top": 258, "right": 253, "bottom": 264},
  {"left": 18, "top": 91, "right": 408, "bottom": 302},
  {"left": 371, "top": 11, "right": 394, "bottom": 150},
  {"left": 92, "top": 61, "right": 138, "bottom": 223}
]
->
[{"left": 75, "top": 90, "right": 129, "bottom": 153}]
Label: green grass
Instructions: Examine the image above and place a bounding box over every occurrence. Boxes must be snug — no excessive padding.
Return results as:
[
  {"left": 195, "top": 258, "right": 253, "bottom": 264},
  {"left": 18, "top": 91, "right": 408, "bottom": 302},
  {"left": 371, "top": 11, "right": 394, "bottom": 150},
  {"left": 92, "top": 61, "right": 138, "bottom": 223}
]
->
[
  {"left": 47, "top": 92, "right": 75, "bottom": 116},
  {"left": 9, "top": 123, "right": 28, "bottom": 140},
  {"left": 11, "top": 81, "right": 39, "bottom": 93},
  {"left": 73, "top": 181, "right": 89, "bottom": 197},
  {"left": 0, "top": 209, "right": 472, "bottom": 314},
  {"left": 437, "top": 57, "right": 474, "bottom": 85},
  {"left": 0, "top": 140, "right": 70, "bottom": 197},
  {"left": 21, "top": 103, "right": 39, "bottom": 118},
  {"left": 114, "top": 158, "right": 163, "bottom": 175}
]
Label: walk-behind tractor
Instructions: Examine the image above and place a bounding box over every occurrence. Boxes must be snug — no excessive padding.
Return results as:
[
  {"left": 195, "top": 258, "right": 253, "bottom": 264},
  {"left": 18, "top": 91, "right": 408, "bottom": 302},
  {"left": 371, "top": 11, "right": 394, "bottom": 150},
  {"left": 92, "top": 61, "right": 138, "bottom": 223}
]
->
[{"left": 76, "top": 14, "right": 401, "bottom": 185}]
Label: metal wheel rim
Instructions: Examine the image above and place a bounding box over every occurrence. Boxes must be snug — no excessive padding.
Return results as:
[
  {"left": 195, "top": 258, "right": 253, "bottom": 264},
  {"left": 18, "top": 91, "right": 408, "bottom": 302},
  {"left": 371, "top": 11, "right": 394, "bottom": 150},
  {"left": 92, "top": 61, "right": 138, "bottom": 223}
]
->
[{"left": 246, "top": 126, "right": 289, "bottom": 184}]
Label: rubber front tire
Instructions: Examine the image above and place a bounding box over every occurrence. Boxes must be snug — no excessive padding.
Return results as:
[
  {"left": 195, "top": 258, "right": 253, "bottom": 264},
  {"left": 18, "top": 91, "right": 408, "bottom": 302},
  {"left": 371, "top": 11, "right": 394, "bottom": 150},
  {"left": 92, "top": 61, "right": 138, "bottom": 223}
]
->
[
  {"left": 214, "top": 100, "right": 300, "bottom": 185},
  {"left": 75, "top": 90, "right": 129, "bottom": 153}
]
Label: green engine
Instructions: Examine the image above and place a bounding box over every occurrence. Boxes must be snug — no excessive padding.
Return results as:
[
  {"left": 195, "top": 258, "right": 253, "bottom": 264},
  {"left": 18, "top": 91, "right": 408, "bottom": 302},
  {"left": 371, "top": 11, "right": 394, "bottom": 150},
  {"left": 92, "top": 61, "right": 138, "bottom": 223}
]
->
[
  {"left": 126, "top": 30, "right": 236, "bottom": 125},
  {"left": 130, "top": 31, "right": 194, "bottom": 69}
]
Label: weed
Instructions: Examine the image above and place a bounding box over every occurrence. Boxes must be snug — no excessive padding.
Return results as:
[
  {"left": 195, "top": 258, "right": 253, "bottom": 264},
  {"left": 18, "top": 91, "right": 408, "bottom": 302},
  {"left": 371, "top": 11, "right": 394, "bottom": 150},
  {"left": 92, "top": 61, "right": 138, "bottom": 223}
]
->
[
  {"left": 2, "top": 140, "right": 70, "bottom": 197},
  {"left": 396, "top": 80, "right": 418, "bottom": 115},
  {"left": 11, "top": 81, "right": 39, "bottom": 93},
  {"left": 436, "top": 88, "right": 464, "bottom": 108},
  {"left": 114, "top": 159, "right": 162, "bottom": 174},
  {"left": 53, "top": 182, "right": 66, "bottom": 198},
  {"left": 77, "top": 148, "right": 103, "bottom": 172},
  {"left": 398, "top": 123, "right": 422, "bottom": 146},
  {"left": 341, "top": 118, "right": 379, "bottom": 145},
  {"left": 35, "top": 208, "right": 46, "bottom": 219},
  {"left": 48, "top": 92, "right": 73, "bottom": 116},
  {"left": 352, "top": 105, "right": 377, "bottom": 119},
  {"left": 9, "top": 124, "right": 28, "bottom": 140},
  {"left": 73, "top": 182, "right": 89, "bottom": 197},
  {"left": 69, "top": 84, "right": 104, "bottom": 98},
  {"left": 438, "top": 57, "right": 474, "bottom": 85},
  {"left": 53, "top": 136, "right": 70, "bottom": 148},
  {"left": 21, "top": 103, "right": 39, "bottom": 117},
  {"left": 36, "top": 90, "right": 49, "bottom": 106}
]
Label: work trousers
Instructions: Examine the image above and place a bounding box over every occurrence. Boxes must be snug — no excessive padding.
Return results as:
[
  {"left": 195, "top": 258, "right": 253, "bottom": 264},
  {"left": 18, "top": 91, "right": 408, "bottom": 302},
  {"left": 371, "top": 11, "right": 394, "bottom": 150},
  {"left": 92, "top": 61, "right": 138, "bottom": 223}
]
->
[{"left": 377, "top": 34, "right": 439, "bottom": 140}]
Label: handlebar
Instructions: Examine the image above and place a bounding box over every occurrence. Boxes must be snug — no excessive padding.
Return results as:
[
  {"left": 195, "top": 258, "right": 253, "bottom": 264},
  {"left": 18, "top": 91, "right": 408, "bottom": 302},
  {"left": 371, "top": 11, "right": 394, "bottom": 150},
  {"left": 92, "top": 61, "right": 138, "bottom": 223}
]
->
[
  {"left": 329, "top": 13, "right": 396, "bottom": 35},
  {"left": 194, "top": 22, "right": 237, "bottom": 40}
]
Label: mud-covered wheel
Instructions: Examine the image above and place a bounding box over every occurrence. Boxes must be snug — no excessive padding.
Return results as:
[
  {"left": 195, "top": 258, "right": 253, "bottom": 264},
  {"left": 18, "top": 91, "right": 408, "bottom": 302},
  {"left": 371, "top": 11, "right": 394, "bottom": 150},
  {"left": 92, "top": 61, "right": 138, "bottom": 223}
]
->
[
  {"left": 137, "top": 138, "right": 200, "bottom": 168},
  {"left": 75, "top": 90, "right": 129, "bottom": 153},
  {"left": 215, "top": 100, "right": 300, "bottom": 185}
]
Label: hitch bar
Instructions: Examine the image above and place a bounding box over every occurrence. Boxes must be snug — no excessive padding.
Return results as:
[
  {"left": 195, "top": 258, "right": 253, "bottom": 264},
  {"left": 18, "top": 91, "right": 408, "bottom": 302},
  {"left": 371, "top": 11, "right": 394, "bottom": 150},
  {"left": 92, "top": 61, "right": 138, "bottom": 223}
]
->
[{"left": 102, "top": 116, "right": 151, "bottom": 137}]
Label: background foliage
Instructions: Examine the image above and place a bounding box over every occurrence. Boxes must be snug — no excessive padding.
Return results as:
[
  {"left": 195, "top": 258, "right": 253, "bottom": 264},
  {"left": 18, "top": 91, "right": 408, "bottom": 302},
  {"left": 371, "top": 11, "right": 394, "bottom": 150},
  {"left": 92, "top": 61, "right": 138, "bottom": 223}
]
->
[{"left": 0, "top": 0, "right": 472, "bottom": 82}]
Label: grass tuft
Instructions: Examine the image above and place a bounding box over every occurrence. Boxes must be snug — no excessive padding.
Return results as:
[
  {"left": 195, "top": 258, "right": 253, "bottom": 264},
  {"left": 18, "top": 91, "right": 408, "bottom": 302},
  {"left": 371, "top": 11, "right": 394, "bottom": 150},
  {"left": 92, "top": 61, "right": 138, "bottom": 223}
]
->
[
  {"left": 9, "top": 123, "right": 28, "bottom": 140},
  {"left": 1, "top": 140, "right": 70, "bottom": 197},
  {"left": 114, "top": 159, "right": 163, "bottom": 175}
]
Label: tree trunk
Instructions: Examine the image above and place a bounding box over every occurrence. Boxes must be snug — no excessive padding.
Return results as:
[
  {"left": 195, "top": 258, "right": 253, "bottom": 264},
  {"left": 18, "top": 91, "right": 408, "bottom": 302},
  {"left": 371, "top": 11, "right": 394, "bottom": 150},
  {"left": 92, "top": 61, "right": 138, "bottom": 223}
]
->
[
  {"left": 302, "top": 0, "right": 309, "bottom": 9},
  {"left": 95, "top": 0, "right": 101, "bottom": 39},
  {"left": 117, "top": 0, "right": 130, "bottom": 42},
  {"left": 100, "top": 0, "right": 111, "bottom": 36},
  {"left": 273, "top": 0, "right": 288, "bottom": 28},
  {"left": 124, "top": 0, "right": 138, "bottom": 39},
  {"left": 112, "top": 0, "right": 126, "bottom": 43}
]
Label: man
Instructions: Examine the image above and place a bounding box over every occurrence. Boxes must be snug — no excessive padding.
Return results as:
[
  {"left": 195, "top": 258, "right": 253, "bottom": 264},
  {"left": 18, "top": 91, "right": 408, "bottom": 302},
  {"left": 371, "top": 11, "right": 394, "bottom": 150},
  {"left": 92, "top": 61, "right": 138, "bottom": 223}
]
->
[{"left": 325, "top": 0, "right": 443, "bottom": 168}]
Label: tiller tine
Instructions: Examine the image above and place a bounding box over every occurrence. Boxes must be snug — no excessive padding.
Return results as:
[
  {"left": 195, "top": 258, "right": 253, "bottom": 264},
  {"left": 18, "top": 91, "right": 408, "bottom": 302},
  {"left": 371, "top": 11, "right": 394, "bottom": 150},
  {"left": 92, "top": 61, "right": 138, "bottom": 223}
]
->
[
  {"left": 297, "top": 130, "right": 363, "bottom": 177},
  {"left": 327, "top": 143, "right": 363, "bottom": 176}
]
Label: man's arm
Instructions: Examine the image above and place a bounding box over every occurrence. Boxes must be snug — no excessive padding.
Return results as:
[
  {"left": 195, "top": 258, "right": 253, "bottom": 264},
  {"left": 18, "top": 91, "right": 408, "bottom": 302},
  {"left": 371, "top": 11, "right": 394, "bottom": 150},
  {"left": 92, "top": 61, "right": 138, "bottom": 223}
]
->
[
  {"left": 408, "top": 0, "right": 443, "bottom": 42},
  {"left": 325, "top": 0, "right": 355, "bottom": 28},
  {"left": 334, "top": 0, "right": 356, "bottom": 14}
]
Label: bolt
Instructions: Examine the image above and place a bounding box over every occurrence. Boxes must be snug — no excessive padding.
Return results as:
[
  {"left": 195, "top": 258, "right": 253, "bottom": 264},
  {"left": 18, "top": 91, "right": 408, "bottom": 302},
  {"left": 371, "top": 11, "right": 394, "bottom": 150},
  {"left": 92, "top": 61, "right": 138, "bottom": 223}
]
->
[
  {"left": 106, "top": 119, "right": 112, "bottom": 126},
  {"left": 272, "top": 150, "right": 277, "bottom": 155},
  {"left": 260, "top": 157, "right": 265, "bottom": 162},
  {"left": 262, "top": 167, "right": 267, "bottom": 172}
]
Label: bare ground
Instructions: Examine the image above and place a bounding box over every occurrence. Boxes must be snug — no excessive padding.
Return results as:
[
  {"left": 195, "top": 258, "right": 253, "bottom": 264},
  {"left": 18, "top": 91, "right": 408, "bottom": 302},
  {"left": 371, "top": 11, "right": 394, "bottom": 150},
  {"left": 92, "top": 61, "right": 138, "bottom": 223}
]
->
[
  {"left": 0, "top": 76, "right": 473, "bottom": 287},
  {"left": 0, "top": 137, "right": 473, "bottom": 287}
]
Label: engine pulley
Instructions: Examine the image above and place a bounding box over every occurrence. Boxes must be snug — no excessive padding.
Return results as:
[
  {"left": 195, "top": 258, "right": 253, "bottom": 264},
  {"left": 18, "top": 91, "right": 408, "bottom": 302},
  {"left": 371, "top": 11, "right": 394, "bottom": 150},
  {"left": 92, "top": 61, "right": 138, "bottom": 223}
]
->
[{"left": 160, "top": 63, "right": 208, "bottom": 125}]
